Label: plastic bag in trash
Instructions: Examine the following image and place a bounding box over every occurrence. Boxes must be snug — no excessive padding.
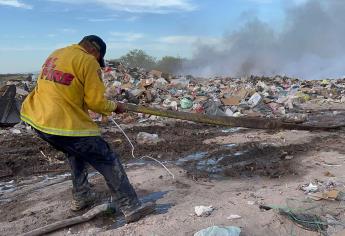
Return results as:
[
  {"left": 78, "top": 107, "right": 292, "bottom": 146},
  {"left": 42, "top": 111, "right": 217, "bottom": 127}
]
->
[
  {"left": 203, "top": 100, "right": 226, "bottom": 116},
  {"left": 247, "top": 92, "right": 262, "bottom": 108},
  {"left": 180, "top": 97, "right": 194, "bottom": 109},
  {"left": 170, "top": 77, "right": 189, "bottom": 89},
  {"left": 194, "top": 226, "right": 241, "bottom": 236}
]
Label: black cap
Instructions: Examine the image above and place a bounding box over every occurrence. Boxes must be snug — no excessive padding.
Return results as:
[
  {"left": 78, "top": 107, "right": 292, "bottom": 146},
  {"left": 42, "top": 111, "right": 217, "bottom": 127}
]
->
[{"left": 81, "top": 35, "right": 106, "bottom": 67}]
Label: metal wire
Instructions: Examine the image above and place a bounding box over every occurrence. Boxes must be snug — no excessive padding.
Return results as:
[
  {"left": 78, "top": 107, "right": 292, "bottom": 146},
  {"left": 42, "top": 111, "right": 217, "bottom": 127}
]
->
[{"left": 110, "top": 117, "right": 175, "bottom": 179}]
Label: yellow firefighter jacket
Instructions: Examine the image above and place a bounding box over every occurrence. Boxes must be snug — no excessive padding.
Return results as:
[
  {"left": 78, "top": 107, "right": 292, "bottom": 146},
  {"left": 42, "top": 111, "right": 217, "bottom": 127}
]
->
[{"left": 20, "top": 44, "right": 116, "bottom": 136}]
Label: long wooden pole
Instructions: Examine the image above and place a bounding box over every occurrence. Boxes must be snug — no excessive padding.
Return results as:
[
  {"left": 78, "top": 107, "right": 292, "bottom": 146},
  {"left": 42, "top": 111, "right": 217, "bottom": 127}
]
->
[
  {"left": 21, "top": 204, "right": 109, "bottom": 236},
  {"left": 124, "top": 103, "right": 337, "bottom": 131}
]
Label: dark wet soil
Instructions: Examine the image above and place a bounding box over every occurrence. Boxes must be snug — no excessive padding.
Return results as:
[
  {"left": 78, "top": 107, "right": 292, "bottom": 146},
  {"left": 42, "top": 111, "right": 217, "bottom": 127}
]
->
[
  {"left": 0, "top": 133, "right": 67, "bottom": 179},
  {"left": 0, "top": 122, "right": 226, "bottom": 179},
  {"left": 1, "top": 121, "right": 345, "bottom": 181}
]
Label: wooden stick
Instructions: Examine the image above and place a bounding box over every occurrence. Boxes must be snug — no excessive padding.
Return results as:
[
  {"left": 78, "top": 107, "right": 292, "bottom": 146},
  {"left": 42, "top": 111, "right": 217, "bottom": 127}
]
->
[
  {"left": 21, "top": 203, "right": 109, "bottom": 236},
  {"left": 124, "top": 103, "right": 338, "bottom": 131}
]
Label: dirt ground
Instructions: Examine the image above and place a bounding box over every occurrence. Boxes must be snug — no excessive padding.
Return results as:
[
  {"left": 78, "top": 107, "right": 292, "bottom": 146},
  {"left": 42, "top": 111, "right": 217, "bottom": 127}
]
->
[{"left": 2, "top": 107, "right": 345, "bottom": 236}]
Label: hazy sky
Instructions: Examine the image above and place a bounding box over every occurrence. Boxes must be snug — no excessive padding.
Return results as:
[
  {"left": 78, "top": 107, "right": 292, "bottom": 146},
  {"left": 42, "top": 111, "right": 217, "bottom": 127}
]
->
[{"left": 0, "top": 0, "right": 307, "bottom": 74}]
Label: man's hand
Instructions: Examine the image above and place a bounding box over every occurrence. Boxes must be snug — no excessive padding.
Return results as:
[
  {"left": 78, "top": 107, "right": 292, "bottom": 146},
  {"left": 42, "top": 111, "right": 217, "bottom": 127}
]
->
[
  {"left": 101, "top": 115, "right": 109, "bottom": 123},
  {"left": 114, "top": 102, "right": 126, "bottom": 114}
]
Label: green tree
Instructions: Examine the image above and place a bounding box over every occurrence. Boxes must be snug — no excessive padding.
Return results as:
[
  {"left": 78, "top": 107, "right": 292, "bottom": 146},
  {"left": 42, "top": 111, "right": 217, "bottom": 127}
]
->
[
  {"left": 156, "top": 56, "right": 184, "bottom": 74},
  {"left": 119, "top": 49, "right": 156, "bottom": 70}
]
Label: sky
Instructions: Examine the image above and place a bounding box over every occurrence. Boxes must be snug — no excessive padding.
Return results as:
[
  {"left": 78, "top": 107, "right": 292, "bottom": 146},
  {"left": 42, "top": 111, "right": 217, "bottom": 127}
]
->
[{"left": 0, "top": 0, "right": 309, "bottom": 74}]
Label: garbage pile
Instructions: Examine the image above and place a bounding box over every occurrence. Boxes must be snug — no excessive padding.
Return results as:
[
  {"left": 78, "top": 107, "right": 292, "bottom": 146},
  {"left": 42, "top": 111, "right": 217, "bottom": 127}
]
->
[
  {"left": 1, "top": 74, "right": 34, "bottom": 99},
  {"left": 2, "top": 63, "right": 345, "bottom": 128},
  {"left": 0, "top": 74, "right": 34, "bottom": 127},
  {"left": 102, "top": 63, "right": 345, "bottom": 120}
]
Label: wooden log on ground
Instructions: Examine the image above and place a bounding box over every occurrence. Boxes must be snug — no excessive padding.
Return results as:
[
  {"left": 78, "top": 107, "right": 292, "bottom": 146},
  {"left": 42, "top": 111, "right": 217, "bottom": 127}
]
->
[
  {"left": 124, "top": 103, "right": 339, "bottom": 131},
  {"left": 21, "top": 203, "right": 109, "bottom": 236}
]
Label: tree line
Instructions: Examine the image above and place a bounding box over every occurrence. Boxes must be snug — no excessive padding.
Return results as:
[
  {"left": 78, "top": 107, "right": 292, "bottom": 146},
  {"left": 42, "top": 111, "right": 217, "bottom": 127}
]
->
[{"left": 108, "top": 49, "right": 186, "bottom": 74}]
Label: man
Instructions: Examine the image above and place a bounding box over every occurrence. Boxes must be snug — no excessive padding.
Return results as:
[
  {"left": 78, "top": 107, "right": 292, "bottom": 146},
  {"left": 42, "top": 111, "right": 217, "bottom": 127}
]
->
[{"left": 20, "top": 35, "right": 155, "bottom": 223}]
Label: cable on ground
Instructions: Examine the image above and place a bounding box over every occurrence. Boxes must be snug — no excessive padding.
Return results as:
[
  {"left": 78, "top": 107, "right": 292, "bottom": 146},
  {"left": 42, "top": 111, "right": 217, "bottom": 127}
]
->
[{"left": 110, "top": 117, "right": 175, "bottom": 179}]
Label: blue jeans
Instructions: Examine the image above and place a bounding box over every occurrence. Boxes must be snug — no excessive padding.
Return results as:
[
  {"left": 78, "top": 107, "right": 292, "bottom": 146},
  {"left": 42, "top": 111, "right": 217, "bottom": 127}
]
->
[{"left": 35, "top": 129, "right": 139, "bottom": 211}]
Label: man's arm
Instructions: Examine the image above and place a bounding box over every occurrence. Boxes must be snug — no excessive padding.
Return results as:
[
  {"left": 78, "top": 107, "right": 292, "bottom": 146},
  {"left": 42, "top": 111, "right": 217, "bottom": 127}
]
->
[{"left": 83, "top": 59, "right": 117, "bottom": 115}]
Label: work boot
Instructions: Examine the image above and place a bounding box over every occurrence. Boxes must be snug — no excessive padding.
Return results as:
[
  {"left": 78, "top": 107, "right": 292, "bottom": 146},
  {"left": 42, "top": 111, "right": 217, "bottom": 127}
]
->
[
  {"left": 123, "top": 202, "right": 156, "bottom": 223},
  {"left": 70, "top": 192, "right": 96, "bottom": 212}
]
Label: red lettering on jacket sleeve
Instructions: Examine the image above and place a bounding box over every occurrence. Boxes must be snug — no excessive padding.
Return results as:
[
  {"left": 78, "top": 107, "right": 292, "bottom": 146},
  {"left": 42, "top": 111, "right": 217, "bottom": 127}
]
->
[
  {"left": 61, "top": 73, "right": 75, "bottom": 85},
  {"left": 43, "top": 58, "right": 51, "bottom": 68},
  {"left": 47, "top": 69, "right": 55, "bottom": 81},
  {"left": 53, "top": 70, "right": 64, "bottom": 82},
  {"left": 42, "top": 67, "right": 48, "bottom": 77}
]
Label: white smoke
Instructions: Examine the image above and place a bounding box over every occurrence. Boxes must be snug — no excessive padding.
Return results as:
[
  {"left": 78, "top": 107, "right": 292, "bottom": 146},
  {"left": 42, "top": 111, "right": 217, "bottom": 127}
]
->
[{"left": 183, "top": 0, "right": 345, "bottom": 80}]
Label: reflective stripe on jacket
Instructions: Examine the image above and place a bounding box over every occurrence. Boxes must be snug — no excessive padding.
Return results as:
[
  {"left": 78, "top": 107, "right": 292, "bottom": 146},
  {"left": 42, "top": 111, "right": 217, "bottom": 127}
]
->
[{"left": 21, "top": 44, "right": 116, "bottom": 136}]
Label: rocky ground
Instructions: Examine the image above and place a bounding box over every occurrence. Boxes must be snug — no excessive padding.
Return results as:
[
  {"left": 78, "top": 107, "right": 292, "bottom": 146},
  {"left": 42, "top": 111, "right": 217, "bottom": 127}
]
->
[{"left": 1, "top": 103, "right": 345, "bottom": 236}]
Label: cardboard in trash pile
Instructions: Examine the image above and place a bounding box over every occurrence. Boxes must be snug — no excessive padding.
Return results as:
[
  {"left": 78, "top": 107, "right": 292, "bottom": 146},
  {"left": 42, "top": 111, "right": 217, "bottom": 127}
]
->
[
  {"left": 221, "top": 96, "right": 241, "bottom": 106},
  {"left": 149, "top": 69, "right": 163, "bottom": 78},
  {"left": 308, "top": 190, "right": 343, "bottom": 201}
]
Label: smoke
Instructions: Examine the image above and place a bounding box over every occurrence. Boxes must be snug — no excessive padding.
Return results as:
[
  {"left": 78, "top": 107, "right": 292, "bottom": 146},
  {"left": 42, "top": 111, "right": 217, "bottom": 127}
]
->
[{"left": 183, "top": 0, "right": 345, "bottom": 80}]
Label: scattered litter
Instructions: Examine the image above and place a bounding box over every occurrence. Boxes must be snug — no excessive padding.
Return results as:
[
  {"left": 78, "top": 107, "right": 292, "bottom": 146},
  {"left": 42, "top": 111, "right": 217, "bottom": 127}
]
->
[
  {"left": 278, "top": 208, "right": 328, "bottom": 232},
  {"left": 194, "top": 226, "right": 241, "bottom": 236},
  {"left": 221, "top": 128, "right": 243, "bottom": 133},
  {"left": 259, "top": 202, "right": 328, "bottom": 233},
  {"left": 248, "top": 92, "right": 262, "bottom": 108},
  {"left": 225, "top": 108, "right": 234, "bottom": 116},
  {"left": 321, "top": 162, "right": 342, "bottom": 167},
  {"left": 222, "top": 96, "right": 241, "bottom": 106},
  {"left": 180, "top": 97, "right": 193, "bottom": 109},
  {"left": 308, "top": 190, "right": 345, "bottom": 201},
  {"left": 194, "top": 205, "right": 214, "bottom": 217},
  {"left": 301, "top": 183, "right": 318, "bottom": 193},
  {"left": 136, "top": 132, "right": 161, "bottom": 145},
  {"left": 226, "top": 214, "right": 242, "bottom": 220},
  {"left": 10, "top": 128, "right": 21, "bottom": 134},
  {"left": 324, "top": 171, "right": 335, "bottom": 177},
  {"left": 284, "top": 155, "right": 294, "bottom": 160}
]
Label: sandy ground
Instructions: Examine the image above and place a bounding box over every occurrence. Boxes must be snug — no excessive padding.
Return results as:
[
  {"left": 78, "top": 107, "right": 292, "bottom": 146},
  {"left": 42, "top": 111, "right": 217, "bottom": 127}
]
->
[{"left": 2, "top": 108, "right": 345, "bottom": 236}]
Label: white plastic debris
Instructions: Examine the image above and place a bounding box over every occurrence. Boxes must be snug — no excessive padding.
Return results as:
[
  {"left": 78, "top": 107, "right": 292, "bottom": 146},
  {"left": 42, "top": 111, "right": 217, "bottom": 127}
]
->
[
  {"left": 341, "top": 96, "right": 345, "bottom": 103},
  {"left": 162, "top": 99, "right": 178, "bottom": 110},
  {"left": 170, "top": 77, "right": 189, "bottom": 89},
  {"left": 257, "top": 81, "right": 269, "bottom": 91},
  {"left": 16, "top": 88, "right": 29, "bottom": 96},
  {"left": 195, "top": 205, "right": 214, "bottom": 217},
  {"left": 225, "top": 108, "right": 234, "bottom": 117},
  {"left": 302, "top": 183, "right": 318, "bottom": 193},
  {"left": 154, "top": 77, "right": 168, "bottom": 89},
  {"left": 10, "top": 129, "right": 21, "bottom": 134},
  {"left": 233, "top": 112, "right": 242, "bottom": 117},
  {"left": 248, "top": 92, "right": 262, "bottom": 107},
  {"left": 136, "top": 132, "right": 160, "bottom": 145},
  {"left": 226, "top": 214, "right": 242, "bottom": 220},
  {"left": 194, "top": 226, "right": 241, "bottom": 236}
]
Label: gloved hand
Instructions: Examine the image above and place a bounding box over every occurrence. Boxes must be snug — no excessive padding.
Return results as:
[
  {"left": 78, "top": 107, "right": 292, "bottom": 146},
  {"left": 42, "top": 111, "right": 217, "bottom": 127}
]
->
[{"left": 114, "top": 102, "right": 126, "bottom": 114}]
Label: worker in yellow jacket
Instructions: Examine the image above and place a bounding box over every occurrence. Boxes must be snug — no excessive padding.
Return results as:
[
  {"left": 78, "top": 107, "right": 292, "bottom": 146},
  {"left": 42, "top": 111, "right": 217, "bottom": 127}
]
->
[{"left": 21, "top": 35, "right": 155, "bottom": 223}]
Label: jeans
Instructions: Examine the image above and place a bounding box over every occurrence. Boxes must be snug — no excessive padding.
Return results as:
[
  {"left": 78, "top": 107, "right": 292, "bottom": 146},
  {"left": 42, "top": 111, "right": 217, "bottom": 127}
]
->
[{"left": 35, "top": 129, "right": 139, "bottom": 211}]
